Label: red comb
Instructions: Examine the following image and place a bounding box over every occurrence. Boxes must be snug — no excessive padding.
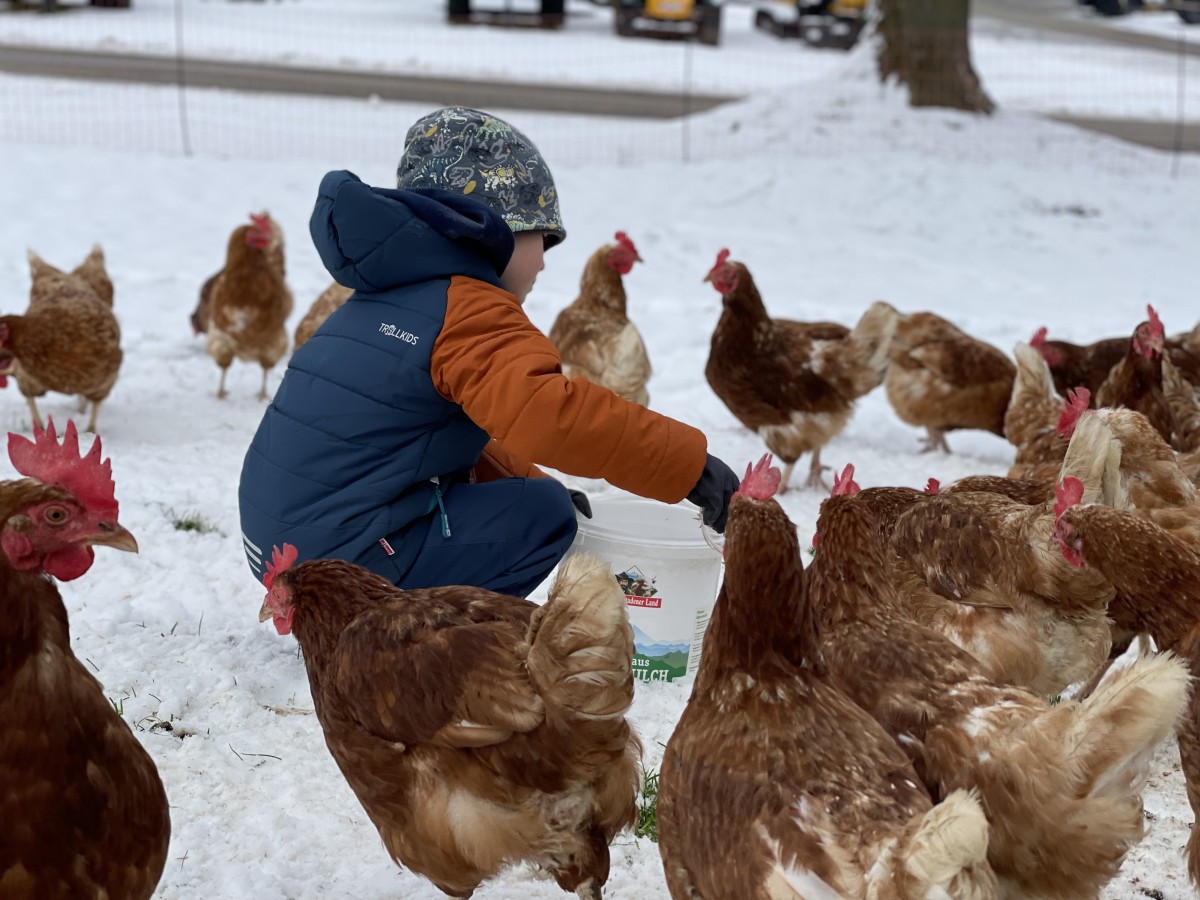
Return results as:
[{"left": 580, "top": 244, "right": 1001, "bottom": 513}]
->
[
  {"left": 1056, "top": 386, "right": 1091, "bottom": 438},
  {"left": 263, "top": 543, "right": 299, "bottom": 589},
  {"left": 249, "top": 212, "right": 272, "bottom": 233},
  {"left": 735, "top": 453, "right": 781, "bottom": 501},
  {"left": 614, "top": 231, "right": 638, "bottom": 255},
  {"left": 712, "top": 248, "right": 730, "bottom": 270},
  {"left": 831, "top": 464, "right": 860, "bottom": 497},
  {"left": 924, "top": 478, "right": 941, "bottom": 495},
  {"left": 1030, "top": 327, "right": 1047, "bottom": 348},
  {"left": 7, "top": 418, "right": 117, "bottom": 517},
  {"left": 1054, "top": 476, "right": 1085, "bottom": 519},
  {"left": 1147, "top": 304, "right": 1163, "bottom": 338}
]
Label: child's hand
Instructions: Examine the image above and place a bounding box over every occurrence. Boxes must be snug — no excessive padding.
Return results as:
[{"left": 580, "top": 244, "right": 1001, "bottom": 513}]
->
[{"left": 687, "top": 454, "right": 740, "bottom": 533}]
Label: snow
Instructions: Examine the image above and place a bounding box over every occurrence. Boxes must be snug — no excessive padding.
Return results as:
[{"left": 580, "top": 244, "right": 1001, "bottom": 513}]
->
[{"left": 1, "top": 2, "right": 1199, "bottom": 898}]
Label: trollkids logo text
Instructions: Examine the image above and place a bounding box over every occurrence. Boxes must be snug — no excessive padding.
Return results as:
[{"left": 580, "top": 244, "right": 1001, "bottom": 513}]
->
[{"left": 379, "top": 323, "right": 420, "bottom": 345}]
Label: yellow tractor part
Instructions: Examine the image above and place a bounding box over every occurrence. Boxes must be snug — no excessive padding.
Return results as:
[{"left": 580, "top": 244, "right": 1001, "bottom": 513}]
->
[
  {"left": 645, "top": 0, "right": 696, "bottom": 20},
  {"left": 828, "top": 0, "right": 866, "bottom": 14}
]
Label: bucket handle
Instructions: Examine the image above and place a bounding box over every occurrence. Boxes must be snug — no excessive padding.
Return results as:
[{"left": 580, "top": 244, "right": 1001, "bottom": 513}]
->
[{"left": 687, "top": 503, "right": 725, "bottom": 557}]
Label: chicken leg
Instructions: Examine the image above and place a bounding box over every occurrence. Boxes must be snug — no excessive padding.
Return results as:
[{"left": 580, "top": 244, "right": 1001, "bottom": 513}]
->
[
  {"left": 216, "top": 366, "right": 229, "bottom": 400},
  {"left": 85, "top": 399, "right": 102, "bottom": 434},
  {"left": 921, "top": 426, "right": 951, "bottom": 454},
  {"left": 24, "top": 395, "right": 43, "bottom": 430},
  {"left": 258, "top": 365, "right": 271, "bottom": 402},
  {"left": 805, "top": 449, "right": 831, "bottom": 490}
]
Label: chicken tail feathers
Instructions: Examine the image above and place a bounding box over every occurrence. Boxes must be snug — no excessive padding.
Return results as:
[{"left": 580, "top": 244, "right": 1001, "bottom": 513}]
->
[
  {"left": 1068, "top": 650, "right": 1189, "bottom": 800},
  {"left": 1059, "top": 411, "right": 1124, "bottom": 508},
  {"left": 526, "top": 552, "right": 636, "bottom": 742},
  {"left": 982, "top": 652, "right": 1188, "bottom": 895},
  {"left": 895, "top": 789, "right": 997, "bottom": 900},
  {"left": 1011, "top": 342, "right": 1059, "bottom": 406},
  {"left": 835, "top": 301, "right": 899, "bottom": 400}
]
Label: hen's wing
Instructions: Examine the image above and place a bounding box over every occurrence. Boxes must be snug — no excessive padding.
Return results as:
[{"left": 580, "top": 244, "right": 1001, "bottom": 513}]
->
[
  {"left": 888, "top": 330, "right": 1014, "bottom": 433},
  {"left": 597, "top": 321, "right": 651, "bottom": 404},
  {"left": 714, "top": 321, "right": 849, "bottom": 427},
  {"left": 891, "top": 493, "right": 1032, "bottom": 605},
  {"left": 777, "top": 320, "right": 850, "bottom": 344},
  {"left": 330, "top": 605, "right": 545, "bottom": 749},
  {"left": 554, "top": 312, "right": 617, "bottom": 382}
]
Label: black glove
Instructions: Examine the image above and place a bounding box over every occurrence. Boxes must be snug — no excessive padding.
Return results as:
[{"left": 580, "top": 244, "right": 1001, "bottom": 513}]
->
[
  {"left": 686, "top": 453, "right": 740, "bottom": 534},
  {"left": 569, "top": 489, "right": 593, "bottom": 519}
]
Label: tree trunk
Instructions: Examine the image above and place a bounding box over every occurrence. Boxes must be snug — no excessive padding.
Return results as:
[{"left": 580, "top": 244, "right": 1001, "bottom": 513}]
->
[{"left": 877, "top": 0, "right": 994, "bottom": 114}]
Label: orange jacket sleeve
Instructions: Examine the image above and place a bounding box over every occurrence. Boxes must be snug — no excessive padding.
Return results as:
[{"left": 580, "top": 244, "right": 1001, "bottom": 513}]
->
[{"left": 432, "top": 276, "right": 707, "bottom": 503}]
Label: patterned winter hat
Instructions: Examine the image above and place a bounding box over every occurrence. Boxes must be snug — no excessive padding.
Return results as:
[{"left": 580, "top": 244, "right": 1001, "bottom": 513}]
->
[{"left": 396, "top": 106, "right": 566, "bottom": 249}]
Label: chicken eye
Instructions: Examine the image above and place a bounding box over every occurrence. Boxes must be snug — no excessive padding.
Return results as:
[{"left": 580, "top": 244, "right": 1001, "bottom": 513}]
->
[{"left": 43, "top": 506, "right": 69, "bottom": 525}]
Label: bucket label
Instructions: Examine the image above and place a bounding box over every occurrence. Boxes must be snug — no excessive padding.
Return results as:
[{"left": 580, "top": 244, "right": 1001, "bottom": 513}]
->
[{"left": 615, "top": 567, "right": 691, "bottom": 682}]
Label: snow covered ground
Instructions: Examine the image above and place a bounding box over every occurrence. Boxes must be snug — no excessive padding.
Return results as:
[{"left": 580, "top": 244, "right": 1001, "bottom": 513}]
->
[{"left": 1, "top": 3, "right": 1199, "bottom": 898}]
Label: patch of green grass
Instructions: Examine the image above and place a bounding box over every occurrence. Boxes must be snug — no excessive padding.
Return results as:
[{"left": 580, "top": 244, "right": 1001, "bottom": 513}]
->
[
  {"left": 635, "top": 769, "right": 659, "bottom": 843},
  {"left": 1048, "top": 694, "right": 1062, "bottom": 706},
  {"left": 167, "top": 508, "right": 221, "bottom": 535}
]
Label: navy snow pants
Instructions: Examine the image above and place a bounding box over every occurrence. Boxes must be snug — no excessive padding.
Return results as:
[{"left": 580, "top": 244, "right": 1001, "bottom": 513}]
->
[{"left": 385, "top": 477, "right": 578, "bottom": 598}]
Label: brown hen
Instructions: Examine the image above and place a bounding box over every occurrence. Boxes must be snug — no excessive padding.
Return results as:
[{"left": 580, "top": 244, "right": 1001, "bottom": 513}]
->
[
  {"left": 703, "top": 249, "right": 896, "bottom": 491},
  {"left": 205, "top": 212, "right": 292, "bottom": 399},
  {"left": 0, "top": 249, "right": 122, "bottom": 432},
  {"left": 658, "top": 456, "right": 997, "bottom": 900},
  {"left": 258, "top": 547, "right": 640, "bottom": 899},
  {"left": 883, "top": 309, "right": 1015, "bottom": 453},
  {"left": 548, "top": 231, "right": 650, "bottom": 406},
  {"left": 1094, "top": 305, "right": 1174, "bottom": 444},
  {"left": 1029, "top": 326, "right": 1127, "bottom": 399},
  {"left": 0, "top": 421, "right": 167, "bottom": 900}
]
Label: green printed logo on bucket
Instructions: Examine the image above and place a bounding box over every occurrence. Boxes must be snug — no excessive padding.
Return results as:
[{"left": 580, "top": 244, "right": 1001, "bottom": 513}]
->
[{"left": 616, "top": 567, "right": 690, "bottom": 682}]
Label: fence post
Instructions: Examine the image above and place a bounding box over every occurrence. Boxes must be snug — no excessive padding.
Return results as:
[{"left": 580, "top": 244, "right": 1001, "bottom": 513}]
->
[
  {"left": 1171, "top": 29, "right": 1188, "bottom": 179},
  {"left": 682, "top": 41, "right": 693, "bottom": 164},
  {"left": 175, "top": 0, "right": 193, "bottom": 157}
]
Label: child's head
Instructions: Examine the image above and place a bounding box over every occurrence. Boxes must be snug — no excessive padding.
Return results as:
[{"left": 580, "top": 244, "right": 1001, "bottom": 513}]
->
[{"left": 396, "top": 106, "right": 566, "bottom": 251}]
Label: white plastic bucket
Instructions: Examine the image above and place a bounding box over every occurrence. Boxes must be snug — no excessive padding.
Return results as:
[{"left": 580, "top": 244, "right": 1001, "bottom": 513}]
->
[{"left": 567, "top": 497, "right": 724, "bottom": 684}]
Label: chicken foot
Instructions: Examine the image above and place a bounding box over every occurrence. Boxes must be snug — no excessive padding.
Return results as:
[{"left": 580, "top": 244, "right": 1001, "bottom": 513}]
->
[
  {"left": 258, "top": 365, "right": 271, "bottom": 402},
  {"left": 216, "top": 366, "right": 229, "bottom": 400},
  {"left": 807, "top": 449, "right": 834, "bottom": 490},
  {"left": 779, "top": 454, "right": 828, "bottom": 493}
]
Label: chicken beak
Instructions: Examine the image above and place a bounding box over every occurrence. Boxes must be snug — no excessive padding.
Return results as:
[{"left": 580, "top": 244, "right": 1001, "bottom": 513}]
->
[
  {"left": 86, "top": 523, "right": 139, "bottom": 553},
  {"left": 258, "top": 601, "right": 274, "bottom": 624},
  {"left": 702, "top": 273, "right": 712, "bottom": 284}
]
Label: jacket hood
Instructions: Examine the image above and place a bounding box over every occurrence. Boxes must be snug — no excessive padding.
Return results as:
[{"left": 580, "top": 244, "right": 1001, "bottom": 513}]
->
[{"left": 309, "top": 170, "right": 515, "bottom": 293}]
